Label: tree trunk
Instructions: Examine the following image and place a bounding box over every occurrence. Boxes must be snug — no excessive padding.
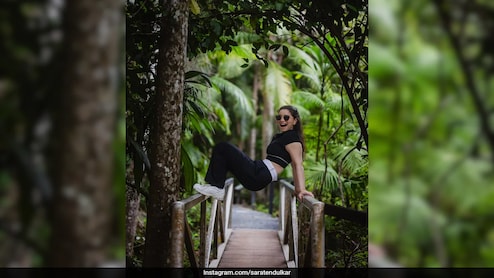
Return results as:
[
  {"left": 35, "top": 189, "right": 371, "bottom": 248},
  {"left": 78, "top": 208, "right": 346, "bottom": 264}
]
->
[
  {"left": 248, "top": 64, "right": 262, "bottom": 206},
  {"left": 126, "top": 109, "right": 147, "bottom": 262},
  {"left": 262, "top": 90, "right": 274, "bottom": 159},
  {"left": 47, "top": 0, "right": 121, "bottom": 267},
  {"left": 259, "top": 75, "right": 274, "bottom": 204},
  {"left": 248, "top": 63, "right": 262, "bottom": 159},
  {"left": 143, "top": 0, "right": 189, "bottom": 267},
  {"left": 125, "top": 177, "right": 140, "bottom": 260}
]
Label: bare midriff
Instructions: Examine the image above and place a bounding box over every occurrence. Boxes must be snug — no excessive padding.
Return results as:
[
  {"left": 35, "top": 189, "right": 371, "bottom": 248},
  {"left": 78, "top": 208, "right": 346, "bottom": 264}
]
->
[{"left": 270, "top": 161, "right": 284, "bottom": 176}]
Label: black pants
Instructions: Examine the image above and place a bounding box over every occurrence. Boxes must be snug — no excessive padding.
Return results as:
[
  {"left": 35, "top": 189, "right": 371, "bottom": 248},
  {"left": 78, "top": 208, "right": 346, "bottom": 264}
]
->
[{"left": 205, "top": 142, "right": 272, "bottom": 191}]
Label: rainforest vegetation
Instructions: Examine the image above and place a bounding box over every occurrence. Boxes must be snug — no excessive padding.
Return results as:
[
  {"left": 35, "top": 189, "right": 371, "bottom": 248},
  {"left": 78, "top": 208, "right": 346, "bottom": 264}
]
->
[{"left": 125, "top": 0, "right": 368, "bottom": 267}]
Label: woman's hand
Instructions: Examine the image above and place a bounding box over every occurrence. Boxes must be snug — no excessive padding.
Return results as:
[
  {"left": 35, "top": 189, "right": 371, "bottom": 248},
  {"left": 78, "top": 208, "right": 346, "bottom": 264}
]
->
[{"left": 295, "top": 188, "right": 314, "bottom": 201}]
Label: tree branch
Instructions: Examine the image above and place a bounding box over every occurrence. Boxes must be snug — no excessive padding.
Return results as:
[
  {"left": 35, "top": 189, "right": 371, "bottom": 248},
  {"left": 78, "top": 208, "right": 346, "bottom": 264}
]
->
[{"left": 433, "top": 0, "right": 494, "bottom": 162}]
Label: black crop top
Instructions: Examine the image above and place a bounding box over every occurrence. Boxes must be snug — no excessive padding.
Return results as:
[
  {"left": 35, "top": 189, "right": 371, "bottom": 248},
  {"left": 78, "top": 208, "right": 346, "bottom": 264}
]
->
[{"left": 266, "top": 130, "right": 302, "bottom": 168}]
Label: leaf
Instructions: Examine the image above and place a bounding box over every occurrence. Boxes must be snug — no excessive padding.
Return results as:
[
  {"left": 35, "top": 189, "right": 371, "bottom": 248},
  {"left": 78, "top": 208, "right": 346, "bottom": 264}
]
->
[
  {"left": 181, "top": 144, "right": 196, "bottom": 193},
  {"left": 185, "top": 70, "right": 212, "bottom": 87},
  {"left": 269, "top": 44, "right": 281, "bottom": 51},
  {"left": 210, "top": 76, "right": 254, "bottom": 118},
  {"left": 189, "top": 0, "right": 201, "bottom": 15},
  {"left": 262, "top": 59, "right": 268, "bottom": 68},
  {"left": 282, "top": 45, "right": 289, "bottom": 56}
]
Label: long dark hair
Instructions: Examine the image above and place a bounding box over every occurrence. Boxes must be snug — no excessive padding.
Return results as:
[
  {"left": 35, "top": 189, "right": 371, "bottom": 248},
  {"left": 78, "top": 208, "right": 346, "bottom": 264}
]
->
[{"left": 278, "top": 105, "right": 306, "bottom": 154}]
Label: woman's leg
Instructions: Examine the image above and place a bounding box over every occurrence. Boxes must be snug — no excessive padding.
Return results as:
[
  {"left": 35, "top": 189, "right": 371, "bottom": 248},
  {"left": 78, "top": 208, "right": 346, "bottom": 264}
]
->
[
  {"left": 204, "top": 142, "right": 271, "bottom": 190},
  {"left": 205, "top": 142, "right": 255, "bottom": 188}
]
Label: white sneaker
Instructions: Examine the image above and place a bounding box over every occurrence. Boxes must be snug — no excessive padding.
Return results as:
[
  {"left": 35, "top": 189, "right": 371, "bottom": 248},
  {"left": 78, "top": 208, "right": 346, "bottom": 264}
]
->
[{"left": 194, "top": 183, "right": 225, "bottom": 200}]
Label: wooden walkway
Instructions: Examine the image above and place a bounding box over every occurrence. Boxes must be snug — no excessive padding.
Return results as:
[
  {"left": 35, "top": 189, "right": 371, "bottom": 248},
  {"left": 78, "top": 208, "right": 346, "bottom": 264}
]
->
[
  {"left": 218, "top": 229, "right": 287, "bottom": 268},
  {"left": 217, "top": 205, "right": 287, "bottom": 268}
]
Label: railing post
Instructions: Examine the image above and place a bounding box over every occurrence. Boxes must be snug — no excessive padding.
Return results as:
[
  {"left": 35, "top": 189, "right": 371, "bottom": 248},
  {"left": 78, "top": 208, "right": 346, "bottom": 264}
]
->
[
  {"left": 291, "top": 194, "right": 298, "bottom": 267},
  {"left": 311, "top": 201, "right": 325, "bottom": 267},
  {"left": 269, "top": 182, "right": 274, "bottom": 214},
  {"left": 278, "top": 179, "right": 326, "bottom": 268},
  {"left": 205, "top": 198, "right": 218, "bottom": 267},
  {"left": 223, "top": 183, "right": 233, "bottom": 232},
  {"left": 199, "top": 200, "right": 207, "bottom": 267},
  {"left": 279, "top": 183, "right": 285, "bottom": 234},
  {"left": 170, "top": 178, "right": 234, "bottom": 268},
  {"left": 170, "top": 201, "right": 185, "bottom": 267}
]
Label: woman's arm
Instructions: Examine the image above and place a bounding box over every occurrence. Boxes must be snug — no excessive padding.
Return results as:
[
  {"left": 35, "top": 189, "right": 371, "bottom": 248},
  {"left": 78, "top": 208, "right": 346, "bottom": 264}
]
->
[{"left": 286, "top": 142, "right": 314, "bottom": 201}]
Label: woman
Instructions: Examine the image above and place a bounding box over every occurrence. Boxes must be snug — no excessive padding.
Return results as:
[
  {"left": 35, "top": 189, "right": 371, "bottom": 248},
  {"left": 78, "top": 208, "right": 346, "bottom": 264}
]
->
[{"left": 194, "top": 105, "right": 314, "bottom": 201}]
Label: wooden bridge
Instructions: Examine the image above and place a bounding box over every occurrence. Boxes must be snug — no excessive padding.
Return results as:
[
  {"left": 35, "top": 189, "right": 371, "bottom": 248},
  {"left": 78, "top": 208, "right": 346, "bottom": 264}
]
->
[{"left": 170, "top": 178, "right": 326, "bottom": 268}]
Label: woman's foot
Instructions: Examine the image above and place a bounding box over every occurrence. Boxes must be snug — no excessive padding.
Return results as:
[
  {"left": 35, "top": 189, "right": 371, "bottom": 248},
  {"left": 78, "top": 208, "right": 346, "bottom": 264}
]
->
[{"left": 193, "top": 184, "right": 225, "bottom": 200}]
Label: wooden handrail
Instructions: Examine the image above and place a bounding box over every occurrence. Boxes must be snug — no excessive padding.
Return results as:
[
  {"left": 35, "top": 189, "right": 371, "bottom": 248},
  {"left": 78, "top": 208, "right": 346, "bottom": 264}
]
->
[
  {"left": 324, "top": 204, "right": 367, "bottom": 226},
  {"left": 170, "top": 178, "right": 234, "bottom": 267},
  {"left": 278, "top": 180, "right": 325, "bottom": 267}
]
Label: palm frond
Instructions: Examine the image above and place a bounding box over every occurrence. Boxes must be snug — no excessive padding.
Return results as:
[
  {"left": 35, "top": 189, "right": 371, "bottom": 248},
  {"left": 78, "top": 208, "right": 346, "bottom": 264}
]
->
[
  {"left": 217, "top": 53, "right": 250, "bottom": 79},
  {"left": 234, "top": 31, "right": 262, "bottom": 44},
  {"left": 287, "top": 45, "right": 321, "bottom": 74},
  {"left": 287, "top": 45, "right": 326, "bottom": 89},
  {"left": 231, "top": 44, "right": 257, "bottom": 60},
  {"left": 293, "top": 71, "right": 321, "bottom": 91},
  {"left": 293, "top": 90, "right": 325, "bottom": 110},
  {"left": 335, "top": 146, "right": 368, "bottom": 178},
  {"left": 190, "top": 52, "right": 214, "bottom": 74},
  {"left": 210, "top": 76, "right": 254, "bottom": 117},
  {"left": 183, "top": 76, "right": 234, "bottom": 143},
  {"left": 325, "top": 92, "right": 348, "bottom": 113},
  {"left": 305, "top": 162, "right": 340, "bottom": 194},
  {"left": 181, "top": 142, "right": 197, "bottom": 193},
  {"left": 185, "top": 70, "right": 212, "bottom": 87},
  {"left": 265, "top": 61, "right": 292, "bottom": 107},
  {"left": 210, "top": 101, "right": 231, "bottom": 135}
]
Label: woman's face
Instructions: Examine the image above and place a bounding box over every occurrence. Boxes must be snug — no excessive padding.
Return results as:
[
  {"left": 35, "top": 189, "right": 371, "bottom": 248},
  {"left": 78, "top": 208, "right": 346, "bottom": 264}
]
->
[{"left": 276, "top": 109, "right": 298, "bottom": 132}]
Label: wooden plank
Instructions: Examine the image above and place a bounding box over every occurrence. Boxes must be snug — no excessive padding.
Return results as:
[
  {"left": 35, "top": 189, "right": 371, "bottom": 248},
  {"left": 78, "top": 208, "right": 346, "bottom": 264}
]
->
[
  {"left": 184, "top": 220, "right": 197, "bottom": 268},
  {"left": 217, "top": 229, "right": 287, "bottom": 268}
]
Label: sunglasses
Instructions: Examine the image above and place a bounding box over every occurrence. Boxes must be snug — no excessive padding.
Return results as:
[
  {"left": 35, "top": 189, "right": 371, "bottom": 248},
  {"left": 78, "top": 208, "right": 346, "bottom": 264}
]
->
[{"left": 275, "top": 115, "right": 291, "bottom": 121}]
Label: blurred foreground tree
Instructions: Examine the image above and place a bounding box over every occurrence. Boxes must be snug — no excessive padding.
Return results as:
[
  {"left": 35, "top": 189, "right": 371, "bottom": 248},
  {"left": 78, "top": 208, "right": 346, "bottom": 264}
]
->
[
  {"left": 0, "top": 0, "right": 124, "bottom": 267},
  {"left": 47, "top": 0, "right": 122, "bottom": 266},
  {"left": 433, "top": 0, "right": 494, "bottom": 160}
]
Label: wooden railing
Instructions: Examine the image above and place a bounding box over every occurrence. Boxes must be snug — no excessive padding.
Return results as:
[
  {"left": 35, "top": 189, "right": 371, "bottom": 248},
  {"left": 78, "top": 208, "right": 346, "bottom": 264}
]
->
[
  {"left": 170, "top": 178, "right": 234, "bottom": 267},
  {"left": 278, "top": 180, "right": 325, "bottom": 267},
  {"left": 170, "top": 178, "right": 327, "bottom": 268}
]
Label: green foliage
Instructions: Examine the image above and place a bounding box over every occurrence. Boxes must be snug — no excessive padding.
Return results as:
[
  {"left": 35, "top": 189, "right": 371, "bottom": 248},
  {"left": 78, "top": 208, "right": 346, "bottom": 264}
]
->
[
  {"left": 369, "top": 0, "right": 494, "bottom": 267},
  {"left": 325, "top": 217, "right": 368, "bottom": 268},
  {"left": 210, "top": 76, "right": 254, "bottom": 120}
]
